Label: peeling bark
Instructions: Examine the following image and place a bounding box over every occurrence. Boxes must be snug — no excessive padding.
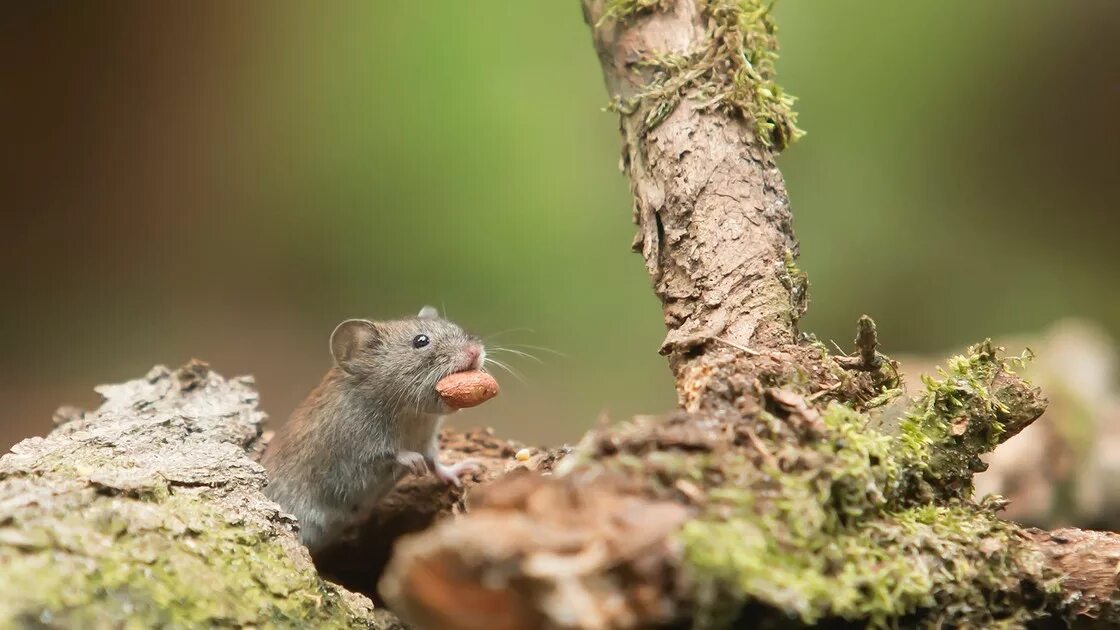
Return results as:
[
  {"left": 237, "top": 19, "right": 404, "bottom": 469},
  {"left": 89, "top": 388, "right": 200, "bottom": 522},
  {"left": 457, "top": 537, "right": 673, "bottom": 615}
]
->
[
  {"left": 1029, "top": 528, "right": 1120, "bottom": 625},
  {"left": 588, "top": 0, "right": 801, "bottom": 387},
  {"left": 381, "top": 472, "right": 688, "bottom": 630}
]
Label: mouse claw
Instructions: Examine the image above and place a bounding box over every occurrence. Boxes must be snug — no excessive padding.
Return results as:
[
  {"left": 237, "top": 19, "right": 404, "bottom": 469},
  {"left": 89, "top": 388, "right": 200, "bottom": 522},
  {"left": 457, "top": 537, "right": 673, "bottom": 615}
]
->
[
  {"left": 396, "top": 451, "right": 429, "bottom": 477},
  {"left": 434, "top": 459, "right": 480, "bottom": 487}
]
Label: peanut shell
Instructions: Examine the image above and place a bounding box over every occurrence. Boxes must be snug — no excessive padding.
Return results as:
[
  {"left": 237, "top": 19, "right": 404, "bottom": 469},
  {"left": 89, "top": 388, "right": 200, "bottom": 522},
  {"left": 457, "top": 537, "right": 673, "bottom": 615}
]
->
[{"left": 436, "top": 370, "right": 499, "bottom": 409}]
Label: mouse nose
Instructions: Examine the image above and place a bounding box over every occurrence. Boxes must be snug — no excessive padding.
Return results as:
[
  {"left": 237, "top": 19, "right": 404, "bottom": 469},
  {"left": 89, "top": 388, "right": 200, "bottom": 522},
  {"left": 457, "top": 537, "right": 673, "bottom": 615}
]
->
[{"left": 465, "top": 345, "right": 482, "bottom": 369}]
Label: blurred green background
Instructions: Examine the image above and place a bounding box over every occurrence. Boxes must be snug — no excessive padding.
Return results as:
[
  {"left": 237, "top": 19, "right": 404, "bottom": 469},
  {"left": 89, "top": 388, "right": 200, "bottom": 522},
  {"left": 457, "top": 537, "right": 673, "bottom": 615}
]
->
[{"left": 2, "top": 2, "right": 1117, "bottom": 451}]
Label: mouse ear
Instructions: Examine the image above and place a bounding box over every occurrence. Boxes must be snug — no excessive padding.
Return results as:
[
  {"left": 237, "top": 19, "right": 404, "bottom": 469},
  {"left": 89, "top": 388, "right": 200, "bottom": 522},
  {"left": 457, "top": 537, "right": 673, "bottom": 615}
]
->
[
  {"left": 417, "top": 306, "right": 439, "bottom": 320},
  {"left": 330, "top": 319, "right": 379, "bottom": 373}
]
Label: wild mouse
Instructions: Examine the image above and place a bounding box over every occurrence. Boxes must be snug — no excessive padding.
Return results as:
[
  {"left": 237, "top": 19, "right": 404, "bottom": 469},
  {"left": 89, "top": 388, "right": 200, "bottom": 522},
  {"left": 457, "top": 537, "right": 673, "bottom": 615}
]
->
[{"left": 262, "top": 306, "right": 483, "bottom": 553}]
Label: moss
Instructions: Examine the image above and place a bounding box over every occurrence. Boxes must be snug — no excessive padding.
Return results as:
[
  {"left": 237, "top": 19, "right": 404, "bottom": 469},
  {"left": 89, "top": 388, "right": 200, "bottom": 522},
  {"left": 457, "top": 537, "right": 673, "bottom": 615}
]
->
[
  {"left": 558, "top": 336, "right": 1056, "bottom": 626},
  {"left": 864, "top": 386, "right": 903, "bottom": 409},
  {"left": 0, "top": 488, "right": 370, "bottom": 628},
  {"left": 599, "top": 0, "right": 804, "bottom": 151},
  {"left": 779, "top": 249, "right": 810, "bottom": 325},
  {"left": 598, "top": 0, "right": 669, "bottom": 25},
  {"left": 899, "top": 341, "right": 1042, "bottom": 498},
  {"left": 818, "top": 405, "right": 905, "bottom": 518},
  {"left": 671, "top": 405, "right": 1055, "bottom": 627},
  {"left": 594, "top": 342, "right": 1053, "bottom": 627},
  {"left": 705, "top": 0, "right": 805, "bottom": 150}
]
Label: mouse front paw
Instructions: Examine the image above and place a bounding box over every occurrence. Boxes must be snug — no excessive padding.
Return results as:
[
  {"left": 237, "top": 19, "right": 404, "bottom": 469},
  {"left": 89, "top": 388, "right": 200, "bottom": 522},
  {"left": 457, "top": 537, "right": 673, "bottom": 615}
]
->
[
  {"left": 433, "top": 459, "right": 480, "bottom": 488},
  {"left": 396, "top": 451, "right": 429, "bottom": 477}
]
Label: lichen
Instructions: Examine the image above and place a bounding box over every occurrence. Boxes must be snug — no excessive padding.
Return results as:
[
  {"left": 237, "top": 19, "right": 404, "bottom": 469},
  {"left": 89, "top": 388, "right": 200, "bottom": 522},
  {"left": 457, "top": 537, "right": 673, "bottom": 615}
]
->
[
  {"left": 599, "top": 0, "right": 805, "bottom": 151},
  {"left": 0, "top": 363, "right": 390, "bottom": 629},
  {"left": 0, "top": 482, "right": 375, "bottom": 629}
]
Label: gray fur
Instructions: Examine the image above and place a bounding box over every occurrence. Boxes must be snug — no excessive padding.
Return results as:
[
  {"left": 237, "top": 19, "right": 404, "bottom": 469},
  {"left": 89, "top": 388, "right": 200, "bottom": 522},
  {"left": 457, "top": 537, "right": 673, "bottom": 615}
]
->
[{"left": 262, "top": 308, "right": 483, "bottom": 553}]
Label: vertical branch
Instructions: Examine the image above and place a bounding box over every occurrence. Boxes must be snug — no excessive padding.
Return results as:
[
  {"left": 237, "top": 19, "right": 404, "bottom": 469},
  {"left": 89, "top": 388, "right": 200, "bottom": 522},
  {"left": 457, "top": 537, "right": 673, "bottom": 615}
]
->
[{"left": 583, "top": 0, "right": 804, "bottom": 389}]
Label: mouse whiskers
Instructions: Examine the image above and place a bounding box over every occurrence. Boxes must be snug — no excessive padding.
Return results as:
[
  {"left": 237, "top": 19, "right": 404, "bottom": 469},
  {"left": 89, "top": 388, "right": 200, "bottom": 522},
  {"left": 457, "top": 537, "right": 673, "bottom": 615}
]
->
[
  {"left": 417, "top": 368, "right": 445, "bottom": 414},
  {"left": 508, "top": 343, "right": 566, "bottom": 358},
  {"left": 482, "top": 328, "right": 536, "bottom": 342},
  {"left": 488, "top": 346, "right": 543, "bottom": 363},
  {"left": 482, "top": 356, "right": 526, "bottom": 384}
]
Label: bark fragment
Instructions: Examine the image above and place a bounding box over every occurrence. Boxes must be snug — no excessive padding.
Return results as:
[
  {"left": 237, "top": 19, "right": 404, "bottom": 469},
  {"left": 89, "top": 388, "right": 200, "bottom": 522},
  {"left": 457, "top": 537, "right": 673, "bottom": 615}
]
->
[{"left": 381, "top": 472, "right": 687, "bottom": 630}]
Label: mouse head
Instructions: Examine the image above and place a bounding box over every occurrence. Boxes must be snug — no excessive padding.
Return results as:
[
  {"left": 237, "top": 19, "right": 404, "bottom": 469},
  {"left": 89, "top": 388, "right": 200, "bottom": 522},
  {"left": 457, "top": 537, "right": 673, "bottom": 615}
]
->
[{"left": 330, "top": 306, "right": 485, "bottom": 413}]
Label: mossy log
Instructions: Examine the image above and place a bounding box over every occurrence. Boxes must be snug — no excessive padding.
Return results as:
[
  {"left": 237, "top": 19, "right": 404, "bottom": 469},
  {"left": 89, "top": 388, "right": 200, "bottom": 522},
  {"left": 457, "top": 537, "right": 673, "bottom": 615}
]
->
[
  {"left": 377, "top": 1, "right": 1120, "bottom": 628},
  {"left": 3, "top": 2, "right": 1119, "bottom": 628},
  {"left": 0, "top": 360, "right": 560, "bottom": 628},
  {"left": 0, "top": 361, "right": 403, "bottom": 628}
]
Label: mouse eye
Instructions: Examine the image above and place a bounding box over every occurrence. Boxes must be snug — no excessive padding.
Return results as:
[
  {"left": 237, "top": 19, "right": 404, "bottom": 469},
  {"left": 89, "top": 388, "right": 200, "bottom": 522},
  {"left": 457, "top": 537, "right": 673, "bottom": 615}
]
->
[{"left": 411, "top": 334, "right": 430, "bottom": 349}]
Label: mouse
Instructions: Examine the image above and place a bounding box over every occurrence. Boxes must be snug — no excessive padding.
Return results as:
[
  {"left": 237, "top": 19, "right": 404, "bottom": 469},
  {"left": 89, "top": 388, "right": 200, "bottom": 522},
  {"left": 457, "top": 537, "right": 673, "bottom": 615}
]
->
[{"left": 262, "top": 306, "right": 484, "bottom": 553}]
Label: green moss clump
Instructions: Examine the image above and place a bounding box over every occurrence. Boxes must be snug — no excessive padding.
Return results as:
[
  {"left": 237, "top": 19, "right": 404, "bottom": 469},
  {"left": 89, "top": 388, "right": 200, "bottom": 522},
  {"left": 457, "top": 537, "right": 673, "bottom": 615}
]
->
[
  {"left": 779, "top": 249, "right": 810, "bottom": 325},
  {"left": 589, "top": 341, "right": 1052, "bottom": 627},
  {"left": 599, "top": 0, "right": 805, "bottom": 151},
  {"left": 682, "top": 503, "right": 1051, "bottom": 628},
  {"left": 818, "top": 404, "right": 904, "bottom": 520},
  {"left": 864, "top": 386, "right": 903, "bottom": 409},
  {"left": 598, "top": 0, "right": 669, "bottom": 25},
  {"left": 705, "top": 0, "right": 805, "bottom": 150},
  {"left": 669, "top": 402, "right": 1054, "bottom": 627},
  {"left": 899, "top": 341, "right": 1043, "bottom": 498}
]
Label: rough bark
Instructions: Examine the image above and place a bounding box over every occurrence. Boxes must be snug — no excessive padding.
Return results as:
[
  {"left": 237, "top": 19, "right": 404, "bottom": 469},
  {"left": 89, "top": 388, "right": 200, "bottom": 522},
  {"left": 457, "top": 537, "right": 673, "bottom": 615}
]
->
[
  {"left": 1029, "top": 528, "right": 1120, "bottom": 625},
  {"left": 0, "top": 361, "right": 402, "bottom": 628},
  {"left": 588, "top": 0, "right": 801, "bottom": 389},
  {"left": 378, "top": 1, "right": 1120, "bottom": 628},
  {"left": 0, "top": 359, "right": 569, "bottom": 627},
  {"left": 3, "top": 2, "right": 1120, "bottom": 628},
  {"left": 314, "top": 430, "right": 567, "bottom": 601}
]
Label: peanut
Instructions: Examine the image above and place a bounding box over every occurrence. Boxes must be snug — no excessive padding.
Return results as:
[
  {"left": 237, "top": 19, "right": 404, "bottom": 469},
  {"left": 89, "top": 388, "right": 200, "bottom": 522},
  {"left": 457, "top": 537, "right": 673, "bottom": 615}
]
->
[{"left": 436, "top": 370, "right": 499, "bottom": 409}]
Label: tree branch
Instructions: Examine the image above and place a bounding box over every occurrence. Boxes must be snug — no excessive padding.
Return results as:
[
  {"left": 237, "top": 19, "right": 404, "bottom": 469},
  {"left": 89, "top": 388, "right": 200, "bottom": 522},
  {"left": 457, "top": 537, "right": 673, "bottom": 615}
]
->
[
  {"left": 379, "top": 2, "right": 1120, "bottom": 627},
  {"left": 1029, "top": 528, "right": 1120, "bottom": 624},
  {"left": 2, "top": 3, "right": 1117, "bottom": 628},
  {"left": 586, "top": 0, "right": 802, "bottom": 379}
]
